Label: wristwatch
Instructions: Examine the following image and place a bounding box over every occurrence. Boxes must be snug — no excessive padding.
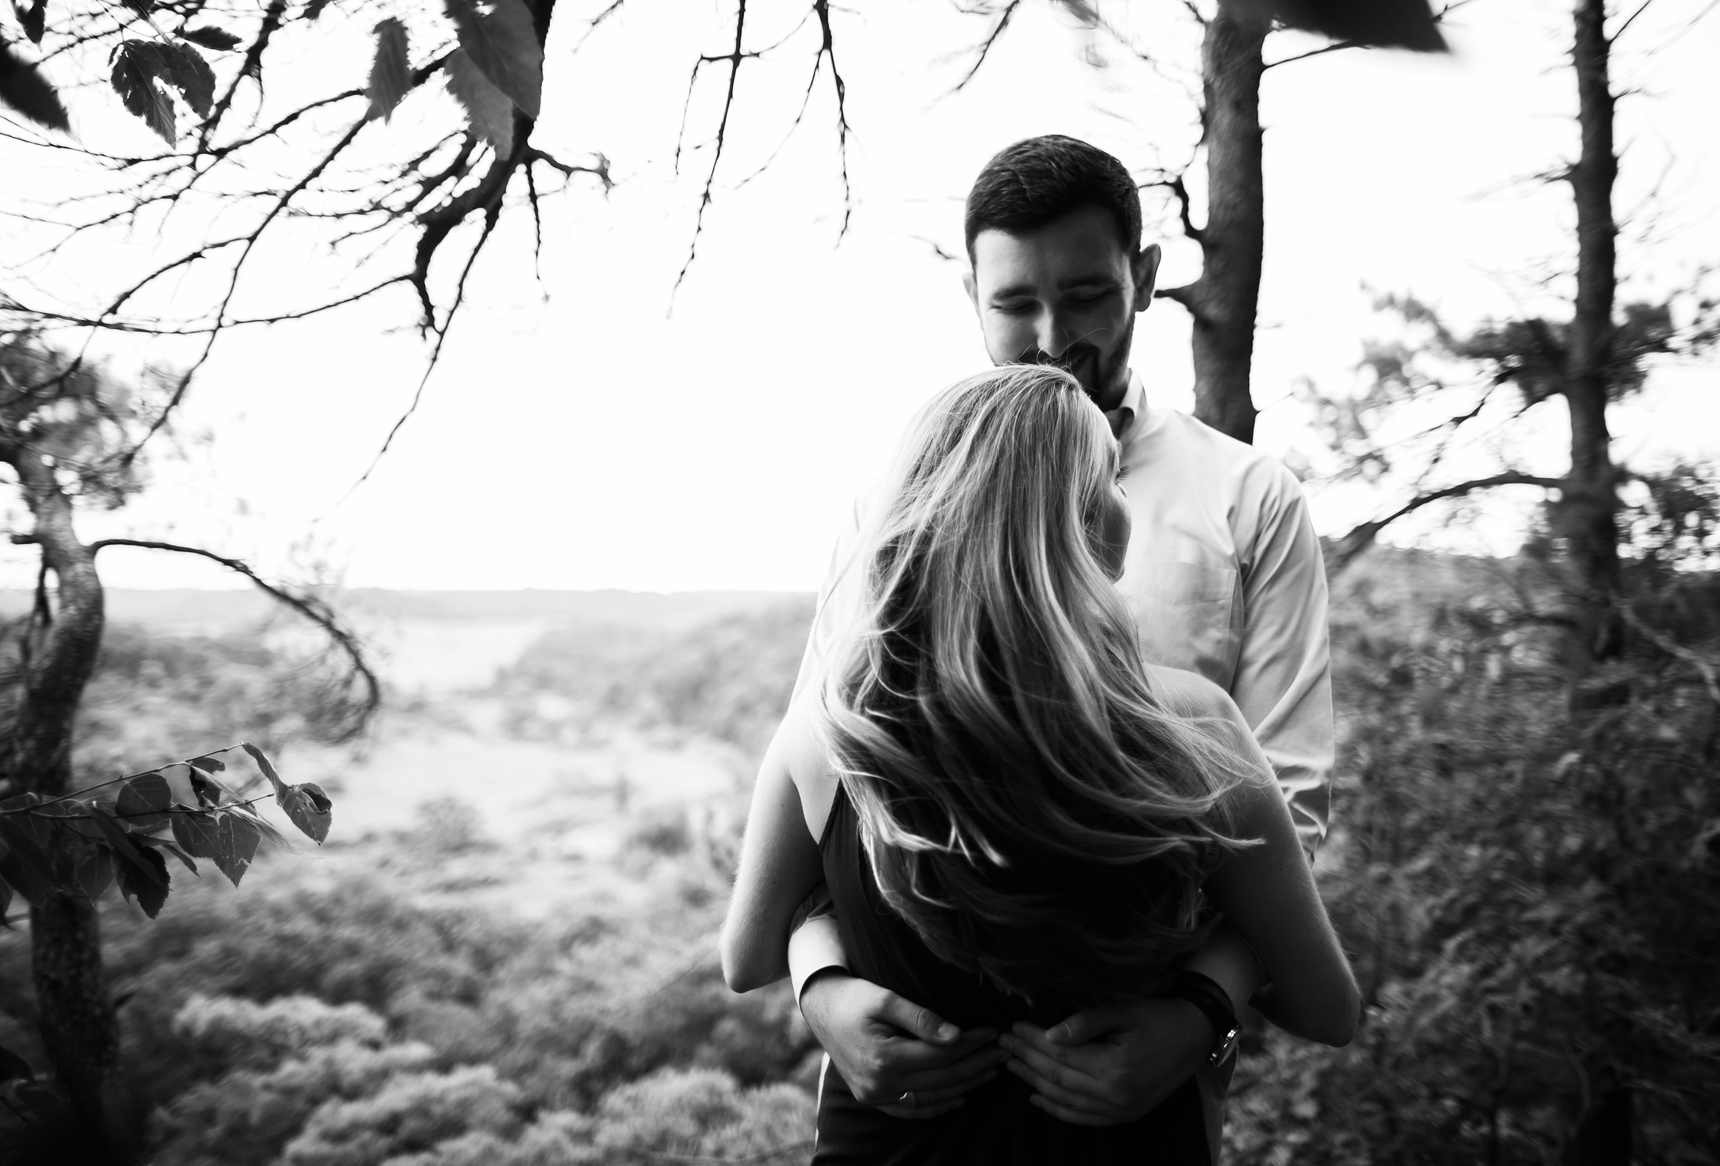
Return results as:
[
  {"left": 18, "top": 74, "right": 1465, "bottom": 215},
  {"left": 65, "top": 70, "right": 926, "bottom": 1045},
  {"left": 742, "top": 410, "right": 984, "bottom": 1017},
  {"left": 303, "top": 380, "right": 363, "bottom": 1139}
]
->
[{"left": 1170, "top": 970, "right": 1241, "bottom": 1068}]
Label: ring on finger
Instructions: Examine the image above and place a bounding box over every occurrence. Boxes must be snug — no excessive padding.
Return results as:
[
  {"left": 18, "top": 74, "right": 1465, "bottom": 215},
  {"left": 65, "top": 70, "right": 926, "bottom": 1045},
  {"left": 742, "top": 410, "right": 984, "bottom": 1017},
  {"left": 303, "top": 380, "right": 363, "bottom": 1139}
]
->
[{"left": 896, "top": 1090, "right": 916, "bottom": 1109}]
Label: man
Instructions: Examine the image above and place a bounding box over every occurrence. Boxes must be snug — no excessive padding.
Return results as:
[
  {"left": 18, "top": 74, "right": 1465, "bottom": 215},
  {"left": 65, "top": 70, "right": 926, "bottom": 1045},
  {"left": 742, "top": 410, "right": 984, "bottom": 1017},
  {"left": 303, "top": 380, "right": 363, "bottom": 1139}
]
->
[{"left": 785, "top": 135, "right": 1333, "bottom": 1158}]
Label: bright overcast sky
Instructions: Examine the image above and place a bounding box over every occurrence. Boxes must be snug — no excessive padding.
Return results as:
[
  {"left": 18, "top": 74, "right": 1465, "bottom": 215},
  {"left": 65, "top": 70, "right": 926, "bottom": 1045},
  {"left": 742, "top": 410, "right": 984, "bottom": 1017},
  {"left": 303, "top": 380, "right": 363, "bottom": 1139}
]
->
[{"left": 3, "top": 0, "right": 1717, "bottom": 593}]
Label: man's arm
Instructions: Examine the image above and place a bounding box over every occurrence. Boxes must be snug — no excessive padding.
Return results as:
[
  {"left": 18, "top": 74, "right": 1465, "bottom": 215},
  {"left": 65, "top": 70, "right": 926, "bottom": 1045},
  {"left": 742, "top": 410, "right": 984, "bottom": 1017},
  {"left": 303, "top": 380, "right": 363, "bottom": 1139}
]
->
[{"left": 1229, "top": 464, "right": 1335, "bottom": 858}]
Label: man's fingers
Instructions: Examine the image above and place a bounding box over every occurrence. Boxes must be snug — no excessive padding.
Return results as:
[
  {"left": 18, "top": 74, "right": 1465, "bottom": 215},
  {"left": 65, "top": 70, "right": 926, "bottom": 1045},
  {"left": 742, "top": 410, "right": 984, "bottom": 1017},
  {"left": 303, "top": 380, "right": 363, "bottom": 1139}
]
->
[
  {"left": 877, "top": 992, "right": 962, "bottom": 1045},
  {"left": 1042, "top": 1003, "right": 1131, "bottom": 1046}
]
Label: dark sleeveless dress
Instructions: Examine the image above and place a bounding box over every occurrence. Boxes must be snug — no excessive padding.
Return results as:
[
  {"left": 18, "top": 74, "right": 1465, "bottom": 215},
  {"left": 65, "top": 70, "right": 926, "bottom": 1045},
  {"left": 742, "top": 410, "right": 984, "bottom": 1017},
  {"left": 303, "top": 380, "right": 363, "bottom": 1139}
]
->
[{"left": 812, "top": 784, "right": 1210, "bottom": 1165}]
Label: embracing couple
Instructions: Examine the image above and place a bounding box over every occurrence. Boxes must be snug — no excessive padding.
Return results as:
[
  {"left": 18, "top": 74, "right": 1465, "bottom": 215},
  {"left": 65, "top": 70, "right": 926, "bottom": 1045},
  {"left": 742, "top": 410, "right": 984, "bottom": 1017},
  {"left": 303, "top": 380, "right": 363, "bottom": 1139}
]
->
[{"left": 721, "top": 135, "right": 1358, "bottom": 1163}]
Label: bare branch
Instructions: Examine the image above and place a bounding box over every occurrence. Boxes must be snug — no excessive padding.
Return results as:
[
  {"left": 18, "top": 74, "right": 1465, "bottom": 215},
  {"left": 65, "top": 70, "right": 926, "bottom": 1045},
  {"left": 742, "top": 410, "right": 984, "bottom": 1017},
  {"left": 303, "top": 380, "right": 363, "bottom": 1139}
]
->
[
  {"left": 948, "top": 1, "right": 1023, "bottom": 94},
  {"left": 1332, "top": 471, "right": 1568, "bottom": 571},
  {"left": 1616, "top": 601, "right": 1720, "bottom": 706},
  {"left": 674, "top": 0, "right": 750, "bottom": 296},
  {"left": 87, "top": 538, "right": 381, "bottom": 734},
  {"left": 353, "top": 204, "right": 503, "bottom": 494},
  {"left": 1145, "top": 173, "right": 1203, "bottom": 244},
  {"left": 1610, "top": 0, "right": 1657, "bottom": 44}
]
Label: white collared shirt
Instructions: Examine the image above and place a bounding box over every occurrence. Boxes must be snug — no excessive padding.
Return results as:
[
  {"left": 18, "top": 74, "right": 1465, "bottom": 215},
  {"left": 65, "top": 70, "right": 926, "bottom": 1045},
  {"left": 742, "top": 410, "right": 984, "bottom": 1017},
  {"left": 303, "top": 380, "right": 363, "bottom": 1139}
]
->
[{"left": 1103, "top": 371, "right": 1333, "bottom": 850}]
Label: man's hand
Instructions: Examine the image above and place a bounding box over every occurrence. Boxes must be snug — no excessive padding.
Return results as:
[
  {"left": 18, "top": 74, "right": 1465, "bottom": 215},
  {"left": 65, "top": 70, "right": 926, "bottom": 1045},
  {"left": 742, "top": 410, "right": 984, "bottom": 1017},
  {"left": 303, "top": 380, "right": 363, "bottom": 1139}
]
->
[
  {"left": 800, "top": 972, "right": 1008, "bottom": 1120},
  {"left": 998, "top": 998, "right": 1211, "bottom": 1127}
]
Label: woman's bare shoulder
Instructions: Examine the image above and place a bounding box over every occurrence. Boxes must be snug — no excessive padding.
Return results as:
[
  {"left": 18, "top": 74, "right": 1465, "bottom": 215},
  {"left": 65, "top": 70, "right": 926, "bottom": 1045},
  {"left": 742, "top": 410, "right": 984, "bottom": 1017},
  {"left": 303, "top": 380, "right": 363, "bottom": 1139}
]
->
[
  {"left": 1145, "top": 664, "right": 1240, "bottom": 722},
  {"left": 774, "top": 689, "right": 841, "bottom": 839}
]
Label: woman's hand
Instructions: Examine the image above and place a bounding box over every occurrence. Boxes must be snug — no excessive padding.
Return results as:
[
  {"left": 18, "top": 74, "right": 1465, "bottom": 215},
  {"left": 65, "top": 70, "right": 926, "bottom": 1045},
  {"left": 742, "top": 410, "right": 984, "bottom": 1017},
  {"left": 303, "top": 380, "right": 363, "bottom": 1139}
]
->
[
  {"left": 800, "top": 971, "right": 1009, "bottom": 1120},
  {"left": 998, "top": 998, "right": 1211, "bottom": 1126}
]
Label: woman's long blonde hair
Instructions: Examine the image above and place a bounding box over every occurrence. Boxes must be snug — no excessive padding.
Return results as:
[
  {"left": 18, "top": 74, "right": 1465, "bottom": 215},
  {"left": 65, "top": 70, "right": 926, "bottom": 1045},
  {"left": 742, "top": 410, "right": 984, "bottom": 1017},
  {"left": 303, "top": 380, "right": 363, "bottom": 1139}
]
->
[{"left": 816, "top": 365, "right": 1256, "bottom": 1007}]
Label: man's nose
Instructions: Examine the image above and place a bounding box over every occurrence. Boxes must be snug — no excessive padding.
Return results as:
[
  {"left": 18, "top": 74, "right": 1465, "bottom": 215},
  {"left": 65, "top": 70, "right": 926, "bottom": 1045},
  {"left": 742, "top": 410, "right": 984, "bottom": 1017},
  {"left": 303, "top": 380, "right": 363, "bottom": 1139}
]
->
[{"left": 1035, "top": 310, "right": 1071, "bottom": 359}]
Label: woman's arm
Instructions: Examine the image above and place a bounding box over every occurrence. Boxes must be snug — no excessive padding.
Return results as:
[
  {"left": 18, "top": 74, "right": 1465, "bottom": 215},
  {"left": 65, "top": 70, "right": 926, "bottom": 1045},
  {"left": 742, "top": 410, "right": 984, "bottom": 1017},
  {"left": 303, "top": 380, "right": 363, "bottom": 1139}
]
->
[
  {"left": 720, "top": 696, "right": 829, "bottom": 994},
  {"left": 1198, "top": 686, "right": 1360, "bottom": 1047}
]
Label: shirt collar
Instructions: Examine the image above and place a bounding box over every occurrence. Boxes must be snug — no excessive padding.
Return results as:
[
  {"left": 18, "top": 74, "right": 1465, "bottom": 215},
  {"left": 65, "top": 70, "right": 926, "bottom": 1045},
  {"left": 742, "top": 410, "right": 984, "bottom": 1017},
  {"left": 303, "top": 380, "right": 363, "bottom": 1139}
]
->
[{"left": 1105, "top": 370, "right": 1146, "bottom": 440}]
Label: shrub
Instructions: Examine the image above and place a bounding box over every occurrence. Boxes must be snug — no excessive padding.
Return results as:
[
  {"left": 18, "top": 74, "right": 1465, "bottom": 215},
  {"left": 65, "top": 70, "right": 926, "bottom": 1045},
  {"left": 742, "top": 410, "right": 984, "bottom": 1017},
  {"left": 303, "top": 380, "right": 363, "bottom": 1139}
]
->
[{"left": 280, "top": 1065, "right": 525, "bottom": 1166}]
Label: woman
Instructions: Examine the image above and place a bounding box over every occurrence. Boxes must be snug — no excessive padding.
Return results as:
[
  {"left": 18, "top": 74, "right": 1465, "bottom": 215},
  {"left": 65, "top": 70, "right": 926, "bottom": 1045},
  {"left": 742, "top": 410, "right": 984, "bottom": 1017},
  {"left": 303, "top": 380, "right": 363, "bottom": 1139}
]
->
[{"left": 722, "top": 366, "right": 1358, "bottom": 1163}]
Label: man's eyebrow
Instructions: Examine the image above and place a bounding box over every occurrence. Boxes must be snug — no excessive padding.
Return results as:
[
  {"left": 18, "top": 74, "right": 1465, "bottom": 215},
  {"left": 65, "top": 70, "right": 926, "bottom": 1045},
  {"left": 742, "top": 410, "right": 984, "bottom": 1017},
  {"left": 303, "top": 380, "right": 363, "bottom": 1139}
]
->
[{"left": 988, "top": 275, "right": 1121, "bottom": 299}]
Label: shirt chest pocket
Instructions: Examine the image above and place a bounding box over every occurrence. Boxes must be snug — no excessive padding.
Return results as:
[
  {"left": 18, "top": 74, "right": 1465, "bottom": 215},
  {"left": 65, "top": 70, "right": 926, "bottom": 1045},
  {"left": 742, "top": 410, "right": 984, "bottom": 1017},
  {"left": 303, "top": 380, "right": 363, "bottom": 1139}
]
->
[{"left": 1123, "top": 560, "right": 1241, "bottom": 690}]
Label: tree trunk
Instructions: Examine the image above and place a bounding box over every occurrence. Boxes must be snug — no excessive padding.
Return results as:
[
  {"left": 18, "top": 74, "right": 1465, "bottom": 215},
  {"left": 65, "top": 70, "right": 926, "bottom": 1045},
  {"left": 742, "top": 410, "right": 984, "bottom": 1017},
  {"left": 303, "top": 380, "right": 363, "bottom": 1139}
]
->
[
  {"left": 0, "top": 445, "right": 126, "bottom": 1161},
  {"left": 1162, "top": 0, "right": 1270, "bottom": 446},
  {"left": 1563, "top": 0, "right": 1622, "bottom": 662}
]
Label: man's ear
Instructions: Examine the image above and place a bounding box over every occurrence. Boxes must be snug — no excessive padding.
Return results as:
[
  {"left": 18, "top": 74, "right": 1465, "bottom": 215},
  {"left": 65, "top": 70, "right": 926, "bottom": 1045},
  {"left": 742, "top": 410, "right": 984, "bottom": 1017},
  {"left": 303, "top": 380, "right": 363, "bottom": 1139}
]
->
[
  {"left": 1131, "top": 244, "right": 1162, "bottom": 312},
  {"left": 961, "top": 267, "right": 980, "bottom": 315}
]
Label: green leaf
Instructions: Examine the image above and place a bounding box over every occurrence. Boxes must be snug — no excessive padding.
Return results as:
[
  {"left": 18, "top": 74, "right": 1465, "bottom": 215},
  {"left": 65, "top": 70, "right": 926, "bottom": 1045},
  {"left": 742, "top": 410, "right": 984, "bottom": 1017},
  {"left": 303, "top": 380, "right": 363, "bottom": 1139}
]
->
[
  {"left": 367, "top": 17, "right": 410, "bottom": 123},
  {"left": 69, "top": 842, "right": 114, "bottom": 900},
  {"left": 171, "top": 808, "right": 221, "bottom": 860},
  {"left": 147, "top": 836, "right": 199, "bottom": 874},
  {"left": 158, "top": 40, "right": 215, "bottom": 116},
  {"left": 189, "top": 753, "right": 227, "bottom": 772},
  {"left": 0, "top": 1044, "right": 32, "bottom": 1084},
  {"left": 110, "top": 40, "right": 175, "bottom": 143},
  {"left": 443, "top": 0, "right": 541, "bottom": 119},
  {"left": 280, "top": 783, "right": 332, "bottom": 845},
  {"left": 305, "top": 0, "right": 329, "bottom": 19},
  {"left": 184, "top": 767, "right": 225, "bottom": 811},
  {"left": 0, "top": 869, "right": 12, "bottom": 927},
  {"left": 185, "top": 810, "right": 263, "bottom": 887},
  {"left": 16, "top": 0, "right": 46, "bottom": 45},
  {"left": 0, "top": 815, "right": 58, "bottom": 906},
  {"left": 115, "top": 844, "right": 169, "bottom": 918},
  {"left": 178, "top": 25, "right": 242, "bottom": 52},
  {"left": 217, "top": 812, "right": 262, "bottom": 886},
  {"left": 132, "top": 835, "right": 199, "bottom": 873},
  {"left": 445, "top": 48, "right": 513, "bottom": 156},
  {"left": 241, "top": 741, "right": 289, "bottom": 799},
  {"left": 0, "top": 41, "right": 70, "bottom": 133},
  {"left": 116, "top": 771, "right": 173, "bottom": 831},
  {"left": 86, "top": 804, "right": 154, "bottom": 876}
]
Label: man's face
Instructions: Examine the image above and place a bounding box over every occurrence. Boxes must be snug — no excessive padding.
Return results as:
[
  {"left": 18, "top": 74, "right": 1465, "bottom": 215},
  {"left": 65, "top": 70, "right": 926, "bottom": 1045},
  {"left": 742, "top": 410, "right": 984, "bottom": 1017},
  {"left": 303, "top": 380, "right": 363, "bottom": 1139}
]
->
[{"left": 964, "top": 206, "right": 1160, "bottom": 413}]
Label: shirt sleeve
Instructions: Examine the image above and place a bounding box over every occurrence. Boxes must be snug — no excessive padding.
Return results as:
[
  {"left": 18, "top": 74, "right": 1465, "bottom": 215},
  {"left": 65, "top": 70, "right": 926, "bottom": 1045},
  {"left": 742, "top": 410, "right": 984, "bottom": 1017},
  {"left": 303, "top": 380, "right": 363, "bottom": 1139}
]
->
[
  {"left": 785, "top": 497, "right": 867, "bottom": 976},
  {"left": 1229, "top": 465, "right": 1334, "bottom": 858},
  {"left": 790, "top": 493, "right": 868, "bottom": 702}
]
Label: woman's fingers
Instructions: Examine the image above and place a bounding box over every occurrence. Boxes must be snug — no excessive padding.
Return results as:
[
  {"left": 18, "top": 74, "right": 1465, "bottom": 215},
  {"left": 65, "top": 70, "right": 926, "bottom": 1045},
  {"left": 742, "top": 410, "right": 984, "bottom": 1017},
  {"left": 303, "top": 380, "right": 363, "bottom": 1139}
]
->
[
  {"left": 897, "top": 1041, "right": 1011, "bottom": 1094},
  {"left": 876, "top": 1067, "right": 1002, "bottom": 1116},
  {"left": 1042, "top": 1003, "right": 1131, "bottom": 1046},
  {"left": 998, "top": 1031, "right": 1105, "bottom": 1104}
]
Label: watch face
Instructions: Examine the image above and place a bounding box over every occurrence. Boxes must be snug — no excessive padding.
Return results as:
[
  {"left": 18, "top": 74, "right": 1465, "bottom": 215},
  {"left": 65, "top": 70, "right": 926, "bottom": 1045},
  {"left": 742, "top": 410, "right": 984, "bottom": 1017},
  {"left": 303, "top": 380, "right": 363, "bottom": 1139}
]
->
[{"left": 1210, "top": 1024, "right": 1241, "bottom": 1067}]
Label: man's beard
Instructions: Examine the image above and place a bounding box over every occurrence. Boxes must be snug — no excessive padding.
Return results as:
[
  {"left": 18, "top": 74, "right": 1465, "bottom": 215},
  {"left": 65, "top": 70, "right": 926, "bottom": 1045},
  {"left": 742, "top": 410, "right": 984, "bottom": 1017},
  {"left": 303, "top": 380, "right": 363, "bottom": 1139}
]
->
[{"left": 1013, "top": 334, "right": 1130, "bottom": 409}]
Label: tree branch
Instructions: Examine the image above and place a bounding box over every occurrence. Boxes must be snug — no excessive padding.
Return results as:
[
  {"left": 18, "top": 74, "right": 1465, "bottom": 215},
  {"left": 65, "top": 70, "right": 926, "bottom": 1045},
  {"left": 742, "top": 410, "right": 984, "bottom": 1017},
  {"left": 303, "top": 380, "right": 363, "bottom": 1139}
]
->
[
  {"left": 1616, "top": 601, "right": 1720, "bottom": 706},
  {"left": 674, "top": 0, "right": 750, "bottom": 296},
  {"left": 948, "top": 0, "right": 1023, "bottom": 94},
  {"left": 86, "top": 539, "right": 380, "bottom": 736},
  {"left": 1332, "top": 471, "right": 1568, "bottom": 571}
]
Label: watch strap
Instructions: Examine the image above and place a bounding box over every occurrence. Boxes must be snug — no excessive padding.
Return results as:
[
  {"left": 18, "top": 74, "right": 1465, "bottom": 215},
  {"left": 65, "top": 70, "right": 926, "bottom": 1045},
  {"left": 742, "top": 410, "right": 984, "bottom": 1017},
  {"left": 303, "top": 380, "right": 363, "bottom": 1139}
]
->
[{"left": 1170, "top": 970, "right": 1240, "bottom": 1068}]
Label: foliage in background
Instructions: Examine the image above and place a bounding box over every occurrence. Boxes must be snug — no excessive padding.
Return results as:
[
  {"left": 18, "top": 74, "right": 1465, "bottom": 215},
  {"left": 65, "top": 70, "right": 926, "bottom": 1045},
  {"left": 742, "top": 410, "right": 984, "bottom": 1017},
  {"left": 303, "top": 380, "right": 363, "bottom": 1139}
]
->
[
  {"left": 493, "top": 597, "right": 816, "bottom": 760},
  {"left": 5, "top": 561, "right": 1717, "bottom": 1162},
  {"left": 1222, "top": 548, "right": 1720, "bottom": 1165}
]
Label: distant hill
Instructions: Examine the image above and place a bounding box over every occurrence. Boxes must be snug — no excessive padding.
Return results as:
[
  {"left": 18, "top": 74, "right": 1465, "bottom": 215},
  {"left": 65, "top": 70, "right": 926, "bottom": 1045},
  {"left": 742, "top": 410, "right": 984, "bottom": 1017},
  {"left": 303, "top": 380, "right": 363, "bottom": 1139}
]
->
[{"left": 0, "top": 588, "right": 813, "bottom": 634}]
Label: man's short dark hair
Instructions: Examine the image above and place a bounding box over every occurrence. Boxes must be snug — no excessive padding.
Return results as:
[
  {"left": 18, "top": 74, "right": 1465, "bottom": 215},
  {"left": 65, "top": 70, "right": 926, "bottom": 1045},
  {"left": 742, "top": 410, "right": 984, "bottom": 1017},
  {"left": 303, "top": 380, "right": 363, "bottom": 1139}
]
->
[{"left": 964, "top": 135, "right": 1142, "bottom": 261}]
